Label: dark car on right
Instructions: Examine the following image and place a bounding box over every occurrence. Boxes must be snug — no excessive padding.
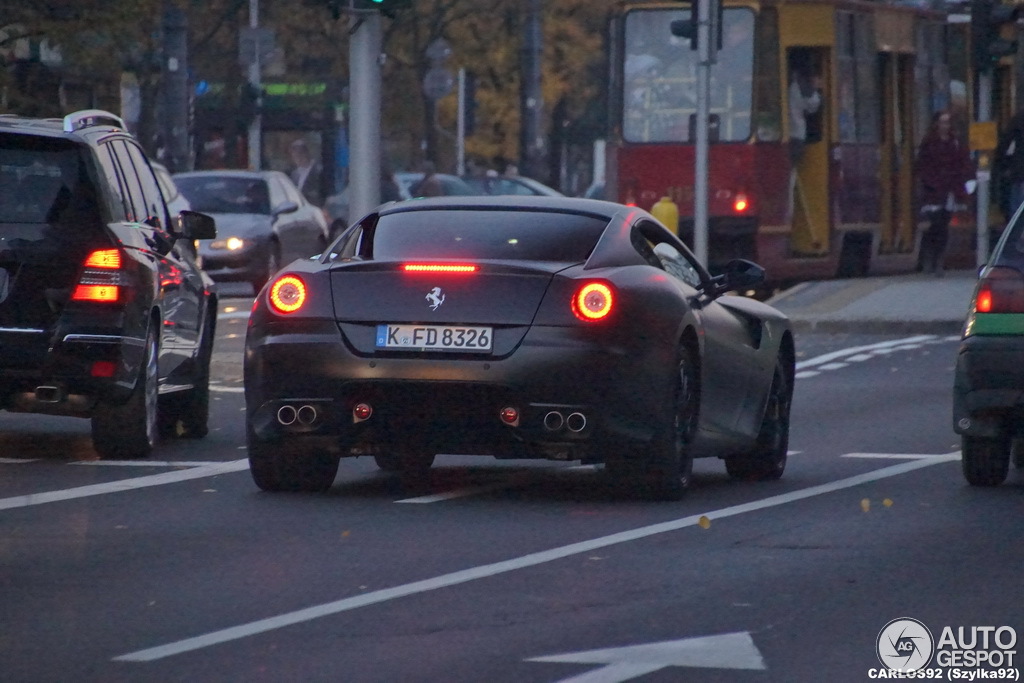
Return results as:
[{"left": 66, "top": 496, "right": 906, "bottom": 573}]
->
[{"left": 954, "top": 206, "right": 1024, "bottom": 485}]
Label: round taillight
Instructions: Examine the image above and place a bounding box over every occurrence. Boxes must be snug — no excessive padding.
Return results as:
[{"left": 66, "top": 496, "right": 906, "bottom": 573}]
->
[
  {"left": 499, "top": 406, "right": 519, "bottom": 425},
  {"left": 268, "top": 275, "right": 306, "bottom": 314},
  {"left": 353, "top": 403, "right": 373, "bottom": 420},
  {"left": 572, "top": 282, "right": 614, "bottom": 321},
  {"left": 733, "top": 194, "right": 749, "bottom": 212}
]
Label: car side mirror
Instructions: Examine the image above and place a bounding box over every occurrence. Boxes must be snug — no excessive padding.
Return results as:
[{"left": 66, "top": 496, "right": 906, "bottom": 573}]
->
[
  {"left": 273, "top": 201, "right": 299, "bottom": 217},
  {"left": 178, "top": 210, "right": 216, "bottom": 240},
  {"left": 718, "top": 258, "right": 765, "bottom": 292}
]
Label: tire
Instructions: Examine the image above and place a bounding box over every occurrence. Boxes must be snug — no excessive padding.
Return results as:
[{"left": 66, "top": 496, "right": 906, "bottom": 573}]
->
[
  {"left": 92, "top": 327, "right": 159, "bottom": 459},
  {"left": 247, "top": 424, "right": 339, "bottom": 493},
  {"left": 962, "top": 435, "right": 1010, "bottom": 487},
  {"left": 725, "top": 357, "right": 791, "bottom": 481},
  {"left": 251, "top": 240, "right": 281, "bottom": 293},
  {"left": 642, "top": 343, "right": 699, "bottom": 501},
  {"left": 159, "top": 311, "right": 214, "bottom": 439}
]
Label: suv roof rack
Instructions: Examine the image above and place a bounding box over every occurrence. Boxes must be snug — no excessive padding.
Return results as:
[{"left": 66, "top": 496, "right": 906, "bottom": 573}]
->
[{"left": 62, "top": 109, "right": 126, "bottom": 133}]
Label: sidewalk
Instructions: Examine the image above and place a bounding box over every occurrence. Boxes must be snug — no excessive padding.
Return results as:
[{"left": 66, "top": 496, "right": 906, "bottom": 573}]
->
[{"left": 766, "top": 270, "right": 978, "bottom": 334}]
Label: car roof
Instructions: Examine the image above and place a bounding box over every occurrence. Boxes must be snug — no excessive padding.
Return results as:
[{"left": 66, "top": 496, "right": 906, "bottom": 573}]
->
[{"left": 0, "top": 111, "right": 130, "bottom": 144}]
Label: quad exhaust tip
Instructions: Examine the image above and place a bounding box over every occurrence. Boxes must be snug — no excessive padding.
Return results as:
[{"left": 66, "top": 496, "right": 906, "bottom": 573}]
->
[
  {"left": 566, "top": 412, "right": 587, "bottom": 433},
  {"left": 543, "top": 411, "right": 564, "bottom": 431},
  {"left": 276, "top": 404, "right": 319, "bottom": 426}
]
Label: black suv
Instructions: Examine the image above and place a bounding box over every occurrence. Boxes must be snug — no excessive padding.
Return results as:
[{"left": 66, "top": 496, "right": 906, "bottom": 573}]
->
[{"left": 0, "top": 109, "right": 217, "bottom": 458}]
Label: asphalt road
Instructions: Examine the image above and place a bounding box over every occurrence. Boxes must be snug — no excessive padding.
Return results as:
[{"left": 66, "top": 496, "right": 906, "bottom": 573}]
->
[{"left": 1, "top": 295, "right": 1021, "bottom": 683}]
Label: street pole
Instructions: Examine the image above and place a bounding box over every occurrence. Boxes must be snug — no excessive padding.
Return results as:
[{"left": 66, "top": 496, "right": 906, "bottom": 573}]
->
[
  {"left": 978, "top": 70, "right": 992, "bottom": 266},
  {"left": 161, "top": 4, "right": 190, "bottom": 172},
  {"left": 692, "top": 0, "right": 718, "bottom": 267},
  {"left": 349, "top": 11, "right": 382, "bottom": 221},
  {"left": 520, "top": 0, "right": 543, "bottom": 178},
  {"left": 247, "top": 0, "right": 262, "bottom": 170},
  {"left": 456, "top": 68, "right": 466, "bottom": 176}
]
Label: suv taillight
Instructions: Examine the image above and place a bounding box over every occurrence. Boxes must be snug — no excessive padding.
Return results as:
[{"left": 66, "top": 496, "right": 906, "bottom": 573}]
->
[
  {"left": 72, "top": 248, "right": 128, "bottom": 303},
  {"left": 975, "top": 267, "right": 1024, "bottom": 314}
]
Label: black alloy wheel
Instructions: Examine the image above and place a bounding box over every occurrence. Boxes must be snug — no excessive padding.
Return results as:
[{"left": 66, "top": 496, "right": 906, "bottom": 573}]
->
[
  {"left": 644, "top": 343, "right": 699, "bottom": 501},
  {"left": 247, "top": 424, "right": 339, "bottom": 492},
  {"left": 725, "top": 357, "right": 791, "bottom": 481},
  {"left": 962, "top": 434, "right": 1011, "bottom": 487},
  {"left": 92, "top": 326, "right": 159, "bottom": 459}
]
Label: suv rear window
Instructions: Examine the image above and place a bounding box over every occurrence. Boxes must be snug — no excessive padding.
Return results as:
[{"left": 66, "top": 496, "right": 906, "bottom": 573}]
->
[
  {"left": 369, "top": 209, "right": 607, "bottom": 262},
  {"left": 0, "top": 134, "right": 101, "bottom": 228}
]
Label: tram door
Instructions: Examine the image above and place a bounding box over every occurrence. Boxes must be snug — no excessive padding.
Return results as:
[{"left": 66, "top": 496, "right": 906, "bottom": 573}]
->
[
  {"left": 789, "top": 46, "right": 832, "bottom": 255},
  {"left": 878, "top": 51, "right": 915, "bottom": 253}
]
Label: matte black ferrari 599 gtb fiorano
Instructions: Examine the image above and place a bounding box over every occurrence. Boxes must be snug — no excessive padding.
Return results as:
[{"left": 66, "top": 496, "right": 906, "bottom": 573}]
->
[{"left": 244, "top": 196, "right": 794, "bottom": 499}]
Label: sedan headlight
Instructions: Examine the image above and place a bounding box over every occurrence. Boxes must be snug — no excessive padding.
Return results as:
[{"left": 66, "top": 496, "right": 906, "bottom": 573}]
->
[{"left": 210, "top": 237, "right": 246, "bottom": 251}]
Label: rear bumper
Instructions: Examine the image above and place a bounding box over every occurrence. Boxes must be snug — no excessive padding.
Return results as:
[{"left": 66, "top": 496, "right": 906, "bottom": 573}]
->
[
  {"left": 244, "top": 320, "right": 672, "bottom": 461},
  {"left": 0, "top": 330, "right": 142, "bottom": 415},
  {"left": 953, "top": 335, "right": 1024, "bottom": 437}
]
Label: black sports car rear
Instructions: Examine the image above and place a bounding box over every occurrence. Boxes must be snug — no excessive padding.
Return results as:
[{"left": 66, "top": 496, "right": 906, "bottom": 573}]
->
[{"left": 244, "top": 196, "right": 794, "bottom": 499}]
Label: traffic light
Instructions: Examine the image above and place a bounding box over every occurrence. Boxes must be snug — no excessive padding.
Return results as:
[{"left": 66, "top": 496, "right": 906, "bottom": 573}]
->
[
  {"left": 972, "top": 0, "right": 1018, "bottom": 69},
  {"left": 669, "top": 0, "right": 723, "bottom": 52}
]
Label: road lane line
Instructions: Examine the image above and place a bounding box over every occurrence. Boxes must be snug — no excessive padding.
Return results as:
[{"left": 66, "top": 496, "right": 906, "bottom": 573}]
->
[
  {"left": 0, "top": 460, "right": 249, "bottom": 512},
  {"left": 71, "top": 461, "right": 228, "bottom": 468},
  {"left": 114, "top": 453, "right": 959, "bottom": 662},
  {"left": 0, "top": 458, "right": 38, "bottom": 464},
  {"left": 795, "top": 335, "right": 936, "bottom": 370},
  {"left": 841, "top": 453, "right": 953, "bottom": 460}
]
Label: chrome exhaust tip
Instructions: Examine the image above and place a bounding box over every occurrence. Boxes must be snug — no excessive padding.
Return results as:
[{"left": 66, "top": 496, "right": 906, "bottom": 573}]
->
[
  {"left": 297, "top": 404, "right": 318, "bottom": 426},
  {"left": 566, "top": 412, "right": 587, "bottom": 433},
  {"left": 277, "top": 405, "right": 298, "bottom": 425},
  {"left": 34, "top": 386, "right": 63, "bottom": 403},
  {"left": 543, "top": 411, "right": 564, "bottom": 431}
]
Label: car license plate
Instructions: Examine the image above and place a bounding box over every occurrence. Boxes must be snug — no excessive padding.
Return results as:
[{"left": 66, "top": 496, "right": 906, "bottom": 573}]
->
[{"left": 375, "top": 324, "right": 492, "bottom": 352}]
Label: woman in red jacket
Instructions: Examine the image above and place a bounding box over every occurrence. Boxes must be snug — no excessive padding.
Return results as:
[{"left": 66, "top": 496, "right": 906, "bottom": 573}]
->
[{"left": 915, "top": 110, "right": 974, "bottom": 276}]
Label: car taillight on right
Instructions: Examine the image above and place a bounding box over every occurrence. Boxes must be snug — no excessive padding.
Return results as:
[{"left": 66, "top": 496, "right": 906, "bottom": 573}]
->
[{"left": 965, "top": 267, "right": 1024, "bottom": 336}]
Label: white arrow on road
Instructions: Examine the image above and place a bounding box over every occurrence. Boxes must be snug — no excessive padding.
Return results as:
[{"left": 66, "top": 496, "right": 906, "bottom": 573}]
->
[{"left": 527, "top": 631, "right": 766, "bottom": 682}]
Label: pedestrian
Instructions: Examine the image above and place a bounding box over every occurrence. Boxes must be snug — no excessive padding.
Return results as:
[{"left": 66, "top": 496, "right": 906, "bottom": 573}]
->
[
  {"left": 995, "top": 110, "right": 1024, "bottom": 220},
  {"left": 411, "top": 160, "right": 443, "bottom": 197},
  {"left": 915, "top": 110, "right": 973, "bottom": 276},
  {"left": 288, "top": 138, "right": 323, "bottom": 206}
]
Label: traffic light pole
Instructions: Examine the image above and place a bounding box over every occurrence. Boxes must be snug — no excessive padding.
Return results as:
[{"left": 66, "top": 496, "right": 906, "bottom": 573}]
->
[
  {"left": 692, "top": 0, "right": 718, "bottom": 267},
  {"left": 349, "top": 11, "right": 382, "bottom": 220},
  {"left": 977, "top": 70, "right": 992, "bottom": 267}
]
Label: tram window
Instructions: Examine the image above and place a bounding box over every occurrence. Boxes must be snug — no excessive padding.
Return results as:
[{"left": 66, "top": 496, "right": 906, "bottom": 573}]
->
[
  {"left": 622, "top": 7, "right": 755, "bottom": 143},
  {"left": 753, "top": 8, "right": 781, "bottom": 142}
]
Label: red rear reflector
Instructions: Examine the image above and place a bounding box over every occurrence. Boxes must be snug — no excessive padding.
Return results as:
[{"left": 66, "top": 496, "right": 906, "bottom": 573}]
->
[
  {"left": 83, "top": 249, "right": 121, "bottom": 269},
  {"left": 353, "top": 403, "right": 373, "bottom": 421},
  {"left": 402, "top": 264, "right": 478, "bottom": 273},
  {"left": 572, "top": 282, "right": 614, "bottom": 321},
  {"left": 975, "top": 267, "right": 1024, "bottom": 314},
  {"left": 268, "top": 275, "right": 306, "bottom": 314},
  {"left": 91, "top": 360, "right": 117, "bottom": 378},
  {"left": 72, "top": 285, "right": 119, "bottom": 302},
  {"left": 499, "top": 406, "right": 519, "bottom": 425}
]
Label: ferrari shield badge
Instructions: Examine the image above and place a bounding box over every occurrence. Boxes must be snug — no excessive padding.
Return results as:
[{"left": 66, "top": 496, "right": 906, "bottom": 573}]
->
[{"left": 425, "top": 286, "right": 445, "bottom": 310}]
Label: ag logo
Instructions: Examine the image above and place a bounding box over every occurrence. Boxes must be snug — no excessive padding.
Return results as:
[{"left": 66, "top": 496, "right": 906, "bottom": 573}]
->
[{"left": 877, "top": 618, "right": 934, "bottom": 671}]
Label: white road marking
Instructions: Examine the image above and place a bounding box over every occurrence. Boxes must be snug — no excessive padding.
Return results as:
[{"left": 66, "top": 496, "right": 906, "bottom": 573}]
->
[
  {"left": 0, "top": 460, "right": 249, "bottom": 511},
  {"left": 796, "top": 335, "right": 937, "bottom": 371},
  {"left": 794, "top": 370, "right": 820, "bottom": 379},
  {"left": 528, "top": 631, "right": 766, "bottom": 680},
  {"left": 817, "top": 362, "right": 848, "bottom": 371},
  {"left": 396, "top": 482, "right": 513, "bottom": 503},
  {"left": 211, "top": 385, "right": 245, "bottom": 393},
  {"left": 70, "top": 460, "right": 228, "bottom": 468},
  {"left": 0, "top": 457, "right": 38, "bottom": 464},
  {"left": 114, "top": 454, "right": 958, "bottom": 662},
  {"left": 842, "top": 452, "right": 956, "bottom": 460},
  {"left": 217, "top": 311, "right": 251, "bottom": 321}
]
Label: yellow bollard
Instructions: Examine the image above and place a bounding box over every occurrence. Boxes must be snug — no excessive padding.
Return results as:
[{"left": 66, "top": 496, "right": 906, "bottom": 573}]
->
[{"left": 651, "top": 196, "right": 680, "bottom": 236}]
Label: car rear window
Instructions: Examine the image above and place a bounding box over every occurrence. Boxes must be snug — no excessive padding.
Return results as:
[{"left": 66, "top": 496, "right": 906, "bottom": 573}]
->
[
  {"left": 0, "top": 134, "right": 101, "bottom": 227},
  {"left": 370, "top": 209, "right": 608, "bottom": 262},
  {"left": 175, "top": 176, "right": 270, "bottom": 214}
]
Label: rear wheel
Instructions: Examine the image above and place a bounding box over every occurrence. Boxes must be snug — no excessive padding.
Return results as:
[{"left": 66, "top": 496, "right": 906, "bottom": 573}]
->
[
  {"left": 642, "top": 344, "right": 699, "bottom": 501},
  {"left": 962, "top": 434, "right": 1010, "bottom": 486},
  {"left": 247, "top": 424, "right": 339, "bottom": 492},
  {"left": 92, "top": 327, "right": 158, "bottom": 459},
  {"left": 725, "top": 357, "right": 791, "bottom": 481}
]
